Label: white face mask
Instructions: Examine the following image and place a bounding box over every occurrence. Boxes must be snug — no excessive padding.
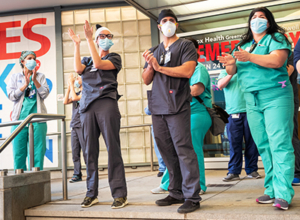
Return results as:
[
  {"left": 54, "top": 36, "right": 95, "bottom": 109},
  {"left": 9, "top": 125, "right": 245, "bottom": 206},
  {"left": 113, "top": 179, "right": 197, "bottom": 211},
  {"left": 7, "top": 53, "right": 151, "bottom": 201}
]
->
[{"left": 160, "top": 21, "right": 176, "bottom": 38}]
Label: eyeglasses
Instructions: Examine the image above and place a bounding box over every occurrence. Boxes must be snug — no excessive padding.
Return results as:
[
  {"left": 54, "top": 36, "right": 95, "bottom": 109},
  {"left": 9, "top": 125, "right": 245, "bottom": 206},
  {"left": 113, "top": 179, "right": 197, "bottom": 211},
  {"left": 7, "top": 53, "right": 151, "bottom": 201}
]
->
[{"left": 98, "top": 34, "right": 114, "bottom": 40}]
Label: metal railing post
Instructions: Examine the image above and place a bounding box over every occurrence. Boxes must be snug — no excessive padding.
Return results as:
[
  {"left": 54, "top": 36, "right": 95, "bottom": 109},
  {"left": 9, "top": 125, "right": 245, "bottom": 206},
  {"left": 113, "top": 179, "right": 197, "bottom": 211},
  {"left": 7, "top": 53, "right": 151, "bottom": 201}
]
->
[
  {"left": 61, "top": 119, "right": 68, "bottom": 200},
  {"left": 29, "top": 123, "right": 34, "bottom": 170},
  {"left": 149, "top": 125, "right": 154, "bottom": 172}
]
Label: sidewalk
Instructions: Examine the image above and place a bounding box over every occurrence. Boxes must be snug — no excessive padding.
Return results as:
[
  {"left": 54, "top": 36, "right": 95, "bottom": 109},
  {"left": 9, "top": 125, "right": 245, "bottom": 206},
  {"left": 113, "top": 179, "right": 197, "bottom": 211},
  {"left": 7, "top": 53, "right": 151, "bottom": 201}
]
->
[{"left": 25, "top": 169, "right": 300, "bottom": 219}]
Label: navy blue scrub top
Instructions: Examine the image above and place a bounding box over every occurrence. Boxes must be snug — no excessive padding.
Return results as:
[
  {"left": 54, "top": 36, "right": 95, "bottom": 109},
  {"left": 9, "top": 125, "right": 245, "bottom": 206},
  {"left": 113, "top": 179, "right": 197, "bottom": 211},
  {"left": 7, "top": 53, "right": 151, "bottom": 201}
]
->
[
  {"left": 70, "top": 91, "right": 81, "bottom": 128},
  {"left": 288, "top": 52, "right": 299, "bottom": 102},
  {"left": 80, "top": 53, "right": 122, "bottom": 113},
  {"left": 144, "top": 38, "right": 197, "bottom": 115}
]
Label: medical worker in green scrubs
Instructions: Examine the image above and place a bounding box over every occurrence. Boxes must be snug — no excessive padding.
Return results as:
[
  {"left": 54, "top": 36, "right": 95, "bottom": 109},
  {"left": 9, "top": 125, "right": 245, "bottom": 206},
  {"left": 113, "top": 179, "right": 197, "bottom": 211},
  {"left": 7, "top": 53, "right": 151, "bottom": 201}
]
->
[
  {"left": 7, "top": 51, "right": 49, "bottom": 170},
  {"left": 218, "top": 7, "right": 294, "bottom": 210},
  {"left": 151, "top": 38, "right": 212, "bottom": 195}
]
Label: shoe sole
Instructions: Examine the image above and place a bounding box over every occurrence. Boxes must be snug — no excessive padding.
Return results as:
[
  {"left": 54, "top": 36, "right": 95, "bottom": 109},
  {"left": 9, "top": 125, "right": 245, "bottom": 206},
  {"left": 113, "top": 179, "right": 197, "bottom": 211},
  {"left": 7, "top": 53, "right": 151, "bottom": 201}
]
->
[
  {"left": 223, "top": 178, "right": 240, "bottom": 182},
  {"left": 273, "top": 203, "right": 288, "bottom": 210},
  {"left": 292, "top": 183, "right": 300, "bottom": 186},
  {"left": 81, "top": 198, "right": 99, "bottom": 208},
  {"left": 156, "top": 200, "right": 185, "bottom": 206},
  {"left": 69, "top": 179, "right": 82, "bottom": 183},
  {"left": 256, "top": 198, "right": 275, "bottom": 204},
  {"left": 111, "top": 200, "right": 129, "bottom": 209},
  {"left": 150, "top": 190, "right": 169, "bottom": 194},
  {"left": 177, "top": 204, "right": 200, "bottom": 213}
]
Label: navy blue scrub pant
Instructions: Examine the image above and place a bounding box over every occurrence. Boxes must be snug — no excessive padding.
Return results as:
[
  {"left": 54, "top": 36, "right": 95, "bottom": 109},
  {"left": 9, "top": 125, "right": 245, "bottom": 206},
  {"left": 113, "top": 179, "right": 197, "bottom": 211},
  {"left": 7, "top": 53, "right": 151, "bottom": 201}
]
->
[
  {"left": 80, "top": 98, "right": 127, "bottom": 199},
  {"left": 292, "top": 96, "right": 300, "bottom": 179},
  {"left": 71, "top": 127, "right": 86, "bottom": 177},
  {"left": 226, "top": 112, "right": 259, "bottom": 175},
  {"left": 152, "top": 108, "right": 201, "bottom": 203}
]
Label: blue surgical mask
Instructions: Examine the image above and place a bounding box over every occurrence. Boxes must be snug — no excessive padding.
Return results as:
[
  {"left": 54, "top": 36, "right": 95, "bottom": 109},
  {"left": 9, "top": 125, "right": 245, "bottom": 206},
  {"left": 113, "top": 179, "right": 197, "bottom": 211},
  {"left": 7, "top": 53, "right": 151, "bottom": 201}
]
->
[
  {"left": 25, "top": 59, "right": 36, "bottom": 70},
  {"left": 74, "top": 80, "right": 80, "bottom": 88},
  {"left": 98, "top": 38, "right": 114, "bottom": 51},
  {"left": 251, "top": 18, "right": 268, "bottom": 34}
]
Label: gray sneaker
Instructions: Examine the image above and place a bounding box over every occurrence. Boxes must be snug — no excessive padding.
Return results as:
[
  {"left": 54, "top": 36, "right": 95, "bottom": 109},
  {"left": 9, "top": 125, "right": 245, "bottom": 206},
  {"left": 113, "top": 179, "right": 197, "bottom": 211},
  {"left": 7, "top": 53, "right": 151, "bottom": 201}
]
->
[
  {"left": 273, "top": 198, "right": 289, "bottom": 210},
  {"left": 256, "top": 194, "right": 275, "bottom": 204},
  {"left": 223, "top": 173, "right": 240, "bottom": 182},
  {"left": 150, "top": 186, "right": 168, "bottom": 194},
  {"left": 247, "top": 171, "right": 261, "bottom": 179}
]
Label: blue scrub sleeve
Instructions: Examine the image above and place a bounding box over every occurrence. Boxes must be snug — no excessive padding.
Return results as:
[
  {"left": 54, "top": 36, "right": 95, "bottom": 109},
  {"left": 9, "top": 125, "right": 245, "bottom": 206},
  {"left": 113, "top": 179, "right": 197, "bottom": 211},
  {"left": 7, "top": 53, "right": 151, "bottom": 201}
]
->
[
  {"left": 107, "top": 53, "right": 122, "bottom": 72},
  {"left": 81, "top": 57, "right": 92, "bottom": 66},
  {"left": 268, "top": 33, "right": 291, "bottom": 56},
  {"left": 294, "top": 38, "right": 300, "bottom": 67},
  {"left": 288, "top": 53, "right": 294, "bottom": 66},
  {"left": 181, "top": 41, "right": 198, "bottom": 64}
]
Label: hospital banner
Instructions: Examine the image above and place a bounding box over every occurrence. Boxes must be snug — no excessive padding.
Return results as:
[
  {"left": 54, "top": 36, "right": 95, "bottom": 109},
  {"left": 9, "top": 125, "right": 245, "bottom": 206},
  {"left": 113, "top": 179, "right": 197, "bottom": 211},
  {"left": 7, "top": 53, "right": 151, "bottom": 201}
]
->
[
  {"left": 0, "top": 12, "right": 59, "bottom": 169},
  {"left": 191, "top": 20, "right": 300, "bottom": 74}
]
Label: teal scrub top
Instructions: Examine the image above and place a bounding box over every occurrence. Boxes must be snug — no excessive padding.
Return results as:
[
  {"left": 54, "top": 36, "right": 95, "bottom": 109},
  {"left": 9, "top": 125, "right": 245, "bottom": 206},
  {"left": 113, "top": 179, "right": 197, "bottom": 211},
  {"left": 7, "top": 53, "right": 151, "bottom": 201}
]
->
[
  {"left": 19, "top": 77, "right": 37, "bottom": 120},
  {"left": 218, "top": 70, "right": 246, "bottom": 114},
  {"left": 236, "top": 33, "right": 291, "bottom": 93},
  {"left": 190, "top": 62, "right": 212, "bottom": 112}
]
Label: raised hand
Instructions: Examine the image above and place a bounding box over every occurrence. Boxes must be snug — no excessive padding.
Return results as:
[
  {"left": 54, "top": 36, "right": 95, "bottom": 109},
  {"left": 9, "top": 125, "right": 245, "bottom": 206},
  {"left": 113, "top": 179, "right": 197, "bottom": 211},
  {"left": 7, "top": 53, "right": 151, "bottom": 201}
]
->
[
  {"left": 68, "top": 28, "right": 81, "bottom": 45},
  {"left": 233, "top": 46, "right": 251, "bottom": 62},
  {"left": 32, "top": 68, "right": 37, "bottom": 82},
  {"left": 83, "top": 20, "right": 93, "bottom": 41},
  {"left": 142, "top": 50, "right": 153, "bottom": 67},
  {"left": 217, "top": 53, "right": 236, "bottom": 67}
]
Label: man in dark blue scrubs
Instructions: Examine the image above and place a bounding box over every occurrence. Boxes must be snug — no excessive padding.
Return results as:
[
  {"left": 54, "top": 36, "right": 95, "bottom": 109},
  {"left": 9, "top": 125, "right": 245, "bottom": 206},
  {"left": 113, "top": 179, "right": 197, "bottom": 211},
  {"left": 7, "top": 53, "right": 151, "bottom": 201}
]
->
[{"left": 142, "top": 9, "right": 201, "bottom": 213}]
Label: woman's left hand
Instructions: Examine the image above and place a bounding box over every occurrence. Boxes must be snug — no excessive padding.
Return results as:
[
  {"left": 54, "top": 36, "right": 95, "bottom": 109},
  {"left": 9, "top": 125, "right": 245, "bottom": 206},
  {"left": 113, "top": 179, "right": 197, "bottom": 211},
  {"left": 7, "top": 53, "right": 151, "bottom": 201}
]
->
[
  {"left": 83, "top": 20, "right": 93, "bottom": 41},
  {"left": 32, "top": 68, "right": 37, "bottom": 82},
  {"left": 233, "top": 46, "right": 251, "bottom": 62}
]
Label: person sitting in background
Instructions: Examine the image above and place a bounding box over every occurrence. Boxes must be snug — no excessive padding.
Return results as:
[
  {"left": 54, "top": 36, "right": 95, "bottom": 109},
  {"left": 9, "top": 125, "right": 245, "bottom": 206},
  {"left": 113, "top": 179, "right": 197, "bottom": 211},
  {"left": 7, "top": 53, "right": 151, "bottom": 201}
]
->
[
  {"left": 218, "top": 69, "right": 260, "bottom": 182},
  {"left": 293, "top": 41, "right": 300, "bottom": 186},
  {"left": 7, "top": 51, "right": 49, "bottom": 171},
  {"left": 63, "top": 73, "right": 85, "bottom": 183},
  {"left": 144, "top": 106, "right": 166, "bottom": 177}
]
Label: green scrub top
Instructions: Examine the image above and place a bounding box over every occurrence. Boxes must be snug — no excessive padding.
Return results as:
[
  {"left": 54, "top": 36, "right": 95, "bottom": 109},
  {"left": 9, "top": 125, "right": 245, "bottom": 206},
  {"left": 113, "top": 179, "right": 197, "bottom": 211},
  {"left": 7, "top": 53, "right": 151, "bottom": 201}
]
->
[
  {"left": 19, "top": 77, "right": 37, "bottom": 120},
  {"left": 236, "top": 33, "right": 291, "bottom": 93},
  {"left": 190, "top": 62, "right": 212, "bottom": 112},
  {"left": 218, "top": 70, "right": 246, "bottom": 114}
]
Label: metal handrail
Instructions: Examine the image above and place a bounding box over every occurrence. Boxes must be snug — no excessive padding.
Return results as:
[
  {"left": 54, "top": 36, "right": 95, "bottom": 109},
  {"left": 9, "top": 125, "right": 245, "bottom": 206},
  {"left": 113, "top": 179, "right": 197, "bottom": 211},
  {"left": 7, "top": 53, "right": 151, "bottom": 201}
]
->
[{"left": 0, "top": 113, "right": 68, "bottom": 200}]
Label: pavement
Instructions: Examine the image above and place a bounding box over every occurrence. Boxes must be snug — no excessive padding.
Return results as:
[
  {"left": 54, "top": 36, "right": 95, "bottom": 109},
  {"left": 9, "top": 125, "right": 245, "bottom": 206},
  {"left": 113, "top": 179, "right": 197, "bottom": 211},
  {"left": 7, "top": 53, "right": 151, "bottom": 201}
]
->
[{"left": 25, "top": 168, "right": 300, "bottom": 220}]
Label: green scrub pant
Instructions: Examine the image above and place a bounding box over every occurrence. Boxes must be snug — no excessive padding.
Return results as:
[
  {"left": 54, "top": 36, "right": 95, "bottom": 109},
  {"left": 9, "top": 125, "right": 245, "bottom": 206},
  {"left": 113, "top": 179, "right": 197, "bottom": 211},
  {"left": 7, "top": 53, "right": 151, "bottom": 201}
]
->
[
  {"left": 11, "top": 122, "right": 47, "bottom": 170},
  {"left": 244, "top": 84, "right": 295, "bottom": 204},
  {"left": 160, "top": 110, "right": 212, "bottom": 192}
]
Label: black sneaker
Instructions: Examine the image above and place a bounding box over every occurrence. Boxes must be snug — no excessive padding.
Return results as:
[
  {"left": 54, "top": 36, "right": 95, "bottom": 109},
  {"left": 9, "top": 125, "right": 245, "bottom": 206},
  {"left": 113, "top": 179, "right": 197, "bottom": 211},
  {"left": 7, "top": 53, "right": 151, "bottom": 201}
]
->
[
  {"left": 81, "top": 196, "right": 99, "bottom": 208},
  {"left": 155, "top": 195, "right": 185, "bottom": 206},
  {"left": 69, "top": 175, "right": 82, "bottom": 183},
  {"left": 223, "top": 173, "right": 240, "bottom": 182},
  {"left": 177, "top": 200, "right": 200, "bottom": 213},
  {"left": 157, "top": 171, "right": 164, "bottom": 177},
  {"left": 111, "top": 197, "right": 128, "bottom": 209}
]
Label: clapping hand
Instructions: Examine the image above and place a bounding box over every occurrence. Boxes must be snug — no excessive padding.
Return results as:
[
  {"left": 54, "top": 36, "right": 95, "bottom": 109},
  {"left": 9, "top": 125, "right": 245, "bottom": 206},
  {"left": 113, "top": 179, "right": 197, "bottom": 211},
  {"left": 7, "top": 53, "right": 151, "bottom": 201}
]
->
[
  {"left": 68, "top": 28, "right": 81, "bottom": 45},
  {"left": 83, "top": 20, "right": 93, "bottom": 41}
]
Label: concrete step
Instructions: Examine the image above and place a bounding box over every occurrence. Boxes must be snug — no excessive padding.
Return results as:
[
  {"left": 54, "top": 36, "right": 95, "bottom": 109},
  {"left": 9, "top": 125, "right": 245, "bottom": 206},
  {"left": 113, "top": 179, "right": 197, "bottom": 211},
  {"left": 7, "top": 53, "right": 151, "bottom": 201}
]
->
[{"left": 25, "top": 170, "right": 300, "bottom": 220}]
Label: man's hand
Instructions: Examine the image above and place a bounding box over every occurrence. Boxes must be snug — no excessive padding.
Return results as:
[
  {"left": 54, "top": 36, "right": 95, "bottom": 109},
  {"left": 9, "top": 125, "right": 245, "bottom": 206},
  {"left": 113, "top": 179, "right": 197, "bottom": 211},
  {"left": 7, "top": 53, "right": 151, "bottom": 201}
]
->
[
  {"left": 145, "top": 53, "right": 160, "bottom": 71},
  {"left": 233, "top": 46, "right": 251, "bottom": 62},
  {"left": 142, "top": 50, "right": 153, "bottom": 68}
]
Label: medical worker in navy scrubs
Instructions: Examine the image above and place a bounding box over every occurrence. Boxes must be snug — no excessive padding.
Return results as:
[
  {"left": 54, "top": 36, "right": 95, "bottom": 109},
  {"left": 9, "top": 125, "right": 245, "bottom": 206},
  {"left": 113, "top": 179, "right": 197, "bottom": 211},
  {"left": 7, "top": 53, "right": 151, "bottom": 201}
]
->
[
  {"left": 142, "top": 9, "right": 201, "bottom": 214},
  {"left": 68, "top": 21, "right": 127, "bottom": 209}
]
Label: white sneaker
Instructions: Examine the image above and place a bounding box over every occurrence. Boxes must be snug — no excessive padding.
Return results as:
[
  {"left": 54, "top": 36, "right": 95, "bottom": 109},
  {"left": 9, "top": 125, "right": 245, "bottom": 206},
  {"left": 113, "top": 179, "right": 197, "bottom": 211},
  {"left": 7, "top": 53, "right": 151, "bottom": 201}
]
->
[
  {"left": 199, "top": 190, "right": 205, "bottom": 195},
  {"left": 150, "top": 187, "right": 168, "bottom": 194}
]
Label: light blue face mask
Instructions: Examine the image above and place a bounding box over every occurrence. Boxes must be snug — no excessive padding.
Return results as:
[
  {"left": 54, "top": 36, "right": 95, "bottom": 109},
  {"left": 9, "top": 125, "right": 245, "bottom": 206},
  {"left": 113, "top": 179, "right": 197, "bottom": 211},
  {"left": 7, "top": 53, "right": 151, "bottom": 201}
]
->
[
  {"left": 251, "top": 17, "right": 268, "bottom": 34},
  {"left": 98, "top": 38, "right": 114, "bottom": 51},
  {"left": 25, "top": 59, "right": 37, "bottom": 71},
  {"left": 74, "top": 80, "right": 80, "bottom": 88}
]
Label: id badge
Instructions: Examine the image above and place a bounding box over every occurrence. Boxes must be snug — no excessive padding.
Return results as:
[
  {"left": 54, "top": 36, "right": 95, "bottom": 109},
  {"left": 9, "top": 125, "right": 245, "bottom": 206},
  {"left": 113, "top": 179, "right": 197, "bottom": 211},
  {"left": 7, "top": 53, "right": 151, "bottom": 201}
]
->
[
  {"left": 90, "top": 66, "right": 97, "bottom": 72},
  {"left": 29, "top": 89, "right": 36, "bottom": 99},
  {"left": 231, "top": 114, "right": 240, "bottom": 119},
  {"left": 164, "top": 51, "right": 171, "bottom": 64}
]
